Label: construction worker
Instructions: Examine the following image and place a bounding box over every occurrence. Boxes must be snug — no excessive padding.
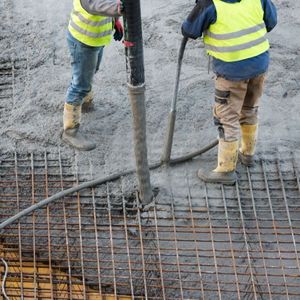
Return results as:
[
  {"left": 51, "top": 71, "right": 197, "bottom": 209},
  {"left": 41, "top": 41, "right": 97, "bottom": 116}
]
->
[
  {"left": 62, "top": 0, "right": 124, "bottom": 151},
  {"left": 182, "top": 0, "right": 277, "bottom": 184}
]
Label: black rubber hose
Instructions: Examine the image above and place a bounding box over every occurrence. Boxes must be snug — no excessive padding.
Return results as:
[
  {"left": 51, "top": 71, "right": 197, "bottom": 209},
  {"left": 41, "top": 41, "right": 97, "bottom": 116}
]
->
[
  {"left": 0, "top": 141, "right": 217, "bottom": 231},
  {"left": 0, "top": 168, "right": 135, "bottom": 230},
  {"left": 123, "top": 0, "right": 144, "bottom": 85},
  {"left": 168, "top": 139, "right": 218, "bottom": 165}
]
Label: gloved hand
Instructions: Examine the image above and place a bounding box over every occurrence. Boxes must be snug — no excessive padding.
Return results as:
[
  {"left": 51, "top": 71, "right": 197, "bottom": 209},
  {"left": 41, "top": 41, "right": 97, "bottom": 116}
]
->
[{"left": 113, "top": 18, "right": 124, "bottom": 41}]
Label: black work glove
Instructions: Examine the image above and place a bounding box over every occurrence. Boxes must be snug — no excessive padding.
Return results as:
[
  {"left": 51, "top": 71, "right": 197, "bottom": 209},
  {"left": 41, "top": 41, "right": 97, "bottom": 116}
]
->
[{"left": 113, "top": 18, "right": 124, "bottom": 41}]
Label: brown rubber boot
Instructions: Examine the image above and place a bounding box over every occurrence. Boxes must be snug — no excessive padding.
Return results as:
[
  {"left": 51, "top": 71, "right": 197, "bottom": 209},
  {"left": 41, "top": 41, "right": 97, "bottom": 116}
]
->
[
  {"left": 239, "top": 124, "right": 258, "bottom": 167},
  {"left": 81, "top": 91, "right": 95, "bottom": 113},
  {"left": 198, "top": 140, "right": 239, "bottom": 185},
  {"left": 61, "top": 103, "right": 96, "bottom": 151}
]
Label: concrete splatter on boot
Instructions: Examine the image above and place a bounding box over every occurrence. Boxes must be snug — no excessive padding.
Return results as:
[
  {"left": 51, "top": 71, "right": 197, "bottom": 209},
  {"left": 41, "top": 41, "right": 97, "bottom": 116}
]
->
[
  {"left": 198, "top": 140, "right": 238, "bottom": 185},
  {"left": 239, "top": 124, "right": 258, "bottom": 167},
  {"left": 62, "top": 103, "right": 96, "bottom": 151},
  {"left": 81, "top": 90, "right": 95, "bottom": 113}
]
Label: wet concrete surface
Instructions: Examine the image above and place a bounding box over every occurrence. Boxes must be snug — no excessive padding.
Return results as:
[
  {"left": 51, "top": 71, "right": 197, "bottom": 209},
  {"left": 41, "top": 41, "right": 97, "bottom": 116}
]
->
[{"left": 1, "top": 0, "right": 300, "bottom": 298}]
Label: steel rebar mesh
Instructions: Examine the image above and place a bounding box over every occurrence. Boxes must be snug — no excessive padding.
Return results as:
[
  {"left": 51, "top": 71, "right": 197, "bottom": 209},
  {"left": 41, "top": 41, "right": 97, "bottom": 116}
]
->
[{"left": 0, "top": 151, "right": 300, "bottom": 299}]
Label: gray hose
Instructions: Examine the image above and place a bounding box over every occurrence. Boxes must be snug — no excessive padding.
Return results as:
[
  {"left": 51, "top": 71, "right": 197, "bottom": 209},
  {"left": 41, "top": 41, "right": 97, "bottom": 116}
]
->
[
  {"left": 0, "top": 168, "right": 135, "bottom": 230},
  {"left": 1, "top": 258, "right": 9, "bottom": 300},
  {"left": 161, "top": 37, "right": 188, "bottom": 163},
  {"left": 128, "top": 84, "right": 153, "bottom": 205},
  {"left": 168, "top": 139, "right": 218, "bottom": 165},
  {"left": 0, "top": 141, "right": 217, "bottom": 231}
]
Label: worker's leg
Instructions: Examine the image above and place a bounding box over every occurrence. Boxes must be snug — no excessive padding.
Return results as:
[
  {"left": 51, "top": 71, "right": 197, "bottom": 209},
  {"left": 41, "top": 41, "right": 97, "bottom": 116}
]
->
[
  {"left": 198, "top": 76, "right": 248, "bottom": 184},
  {"left": 62, "top": 32, "right": 104, "bottom": 151},
  {"left": 239, "top": 73, "right": 265, "bottom": 166},
  {"left": 82, "top": 46, "right": 104, "bottom": 111},
  {"left": 66, "top": 33, "right": 104, "bottom": 106}
]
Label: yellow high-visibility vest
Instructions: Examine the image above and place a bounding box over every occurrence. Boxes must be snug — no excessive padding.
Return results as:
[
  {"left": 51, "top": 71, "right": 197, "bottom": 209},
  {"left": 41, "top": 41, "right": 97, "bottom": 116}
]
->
[
  {"left": 203, "top": 0, "right": 270, "bottom": 62},
  {"left": 68, "top": 0, "right": 113, "bottom": 47}
]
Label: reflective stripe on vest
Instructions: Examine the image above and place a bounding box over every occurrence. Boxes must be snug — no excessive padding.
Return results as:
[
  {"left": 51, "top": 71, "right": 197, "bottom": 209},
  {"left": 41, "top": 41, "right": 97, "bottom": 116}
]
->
[
  {"left": 68, "top": 0, "right": 113, "bottom": 47},
  {"left": 203, "top": 0, "right": 270, "bottom": 62}
]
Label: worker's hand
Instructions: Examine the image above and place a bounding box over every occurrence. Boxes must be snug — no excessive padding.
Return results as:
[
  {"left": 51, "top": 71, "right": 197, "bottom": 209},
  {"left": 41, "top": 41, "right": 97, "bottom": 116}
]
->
[{"left": 113, "top": 18, "right": 124, "bottom": 41}]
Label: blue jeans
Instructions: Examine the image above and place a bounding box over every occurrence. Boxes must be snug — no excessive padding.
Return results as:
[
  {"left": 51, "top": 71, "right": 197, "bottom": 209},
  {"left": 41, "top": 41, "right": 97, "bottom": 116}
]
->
[{"left": 66, "top": 31, "right": 104, "bottom": 105}]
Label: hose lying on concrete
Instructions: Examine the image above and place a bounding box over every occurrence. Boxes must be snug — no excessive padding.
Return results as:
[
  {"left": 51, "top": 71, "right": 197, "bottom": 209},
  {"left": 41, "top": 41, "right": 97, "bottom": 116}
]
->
[{"left": 0, "top": 140, "right": 218, "bottom": 231}]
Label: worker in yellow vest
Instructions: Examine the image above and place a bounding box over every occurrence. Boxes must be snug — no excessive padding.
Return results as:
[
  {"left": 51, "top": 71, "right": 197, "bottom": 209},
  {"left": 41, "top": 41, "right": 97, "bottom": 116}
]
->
[
  {"left": 182, "top": 0, "right": 277, "bottom": 184},
  {"left": 62, "top": 0, "right": 124, "bottom": 151}
]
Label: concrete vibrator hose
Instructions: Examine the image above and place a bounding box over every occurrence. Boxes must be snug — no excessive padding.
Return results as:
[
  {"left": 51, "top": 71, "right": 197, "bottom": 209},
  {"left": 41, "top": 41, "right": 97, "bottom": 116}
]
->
[
  {"left": 161, "top": 37, "right": 188, "bottom": 163},
  {"left": 161, "top": 36, "right": 218, "bottom": 164},
  {"left": 0, "top": 141, "right": 217, "bottom": 231}
]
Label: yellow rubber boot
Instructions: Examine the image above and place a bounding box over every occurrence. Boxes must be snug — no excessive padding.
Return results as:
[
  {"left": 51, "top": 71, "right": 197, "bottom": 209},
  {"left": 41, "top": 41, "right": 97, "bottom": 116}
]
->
[
  {"left": 81, "top": 90, "right": 94, "bottom": 113},
  {"left": 62, "top": 103, "right": 96, "bottom": 151},
  {"left": 239, "top": 124, "right": 258, "bottom": 166},
  {"left": 198, "top": 140, "right": 238, "bottom": 184}
]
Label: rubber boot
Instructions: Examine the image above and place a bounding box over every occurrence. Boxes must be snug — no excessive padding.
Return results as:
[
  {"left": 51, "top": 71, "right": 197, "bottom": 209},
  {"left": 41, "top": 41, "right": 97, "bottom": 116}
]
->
[
  {"left": 198, "top": 140, "right": 238, "bottom": 185},
  {"left": 239, "top": 124, "right": 258, "bottom": 167},
  {"left": 81, "top": 90, "right": 94, "bottom": 113},
  {"left": 61, "top": 103, "right": 96, "bottom": 151}
]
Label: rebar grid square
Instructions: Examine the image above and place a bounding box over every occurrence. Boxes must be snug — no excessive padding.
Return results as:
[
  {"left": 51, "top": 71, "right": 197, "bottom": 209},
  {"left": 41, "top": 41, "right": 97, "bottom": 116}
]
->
[{"left": 0, "top": 152, "right": 300, "bottom": 299}]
